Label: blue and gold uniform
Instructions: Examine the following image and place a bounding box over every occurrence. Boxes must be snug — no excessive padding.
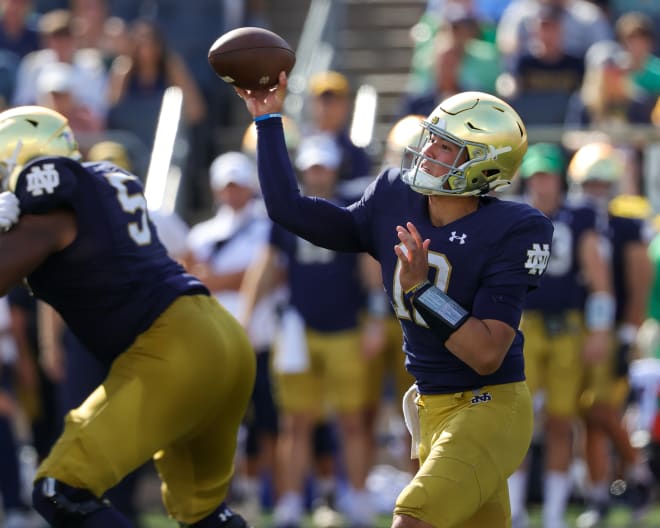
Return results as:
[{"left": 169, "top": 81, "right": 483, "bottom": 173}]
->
[
  {"left": 522, "top": 201, "right": 597, "bottom": 417},
  {"left": 11, "top": 156, "right": 256, "bottom": 525},
  {"left": 253, "top": 111, "right": 553, "bottom": 527},
  {"left": 269, "top": 219, "right": 368, "bottom": 413},
  {"left": 582, "top": 211, "right": 652, "bottom": 407}
]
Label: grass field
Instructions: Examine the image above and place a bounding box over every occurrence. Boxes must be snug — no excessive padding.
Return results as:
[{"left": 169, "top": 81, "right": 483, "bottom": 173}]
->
[{"left": 139, "top": 504, "right": 660, "bottom": 527}]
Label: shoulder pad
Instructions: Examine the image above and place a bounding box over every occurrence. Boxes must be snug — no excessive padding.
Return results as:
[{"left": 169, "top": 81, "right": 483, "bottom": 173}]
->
[{"left": 13, "top": 156, "right": 79, "bottom": 215}]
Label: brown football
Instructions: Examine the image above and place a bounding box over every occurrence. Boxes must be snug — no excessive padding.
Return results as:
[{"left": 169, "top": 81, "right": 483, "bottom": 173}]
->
[{"left": 208, "top": 27, "right": 296, "bottom": 90}]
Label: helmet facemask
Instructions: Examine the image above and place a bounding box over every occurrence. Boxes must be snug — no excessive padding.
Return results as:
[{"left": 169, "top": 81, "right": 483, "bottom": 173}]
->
[{"left": 401, "top": 122, "right": 513, "bottom": 196}]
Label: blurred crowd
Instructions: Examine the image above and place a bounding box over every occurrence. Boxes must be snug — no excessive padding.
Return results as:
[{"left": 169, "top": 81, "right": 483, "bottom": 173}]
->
[{"left": 4, "top": 0, "right": 660, "bottom": 527}]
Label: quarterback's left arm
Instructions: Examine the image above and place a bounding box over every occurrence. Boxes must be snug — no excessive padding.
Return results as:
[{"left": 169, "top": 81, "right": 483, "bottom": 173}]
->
[
  {"left": 0, "top": 210, "right": 76, "bottom": 296},
  {"left": 395, "top": 222, "right": 531, "bottom": 375}
]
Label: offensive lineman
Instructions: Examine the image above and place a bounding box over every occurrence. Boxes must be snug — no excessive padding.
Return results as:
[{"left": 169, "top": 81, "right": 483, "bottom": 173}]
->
[{"left": 0, "top": 106, "right": 255, "bottom": 528}]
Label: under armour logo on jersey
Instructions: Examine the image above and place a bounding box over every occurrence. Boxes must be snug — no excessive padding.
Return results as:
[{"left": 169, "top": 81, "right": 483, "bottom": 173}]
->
[
  {"left": 470, "top": 391, "right": 492, "bottom": 404},
  {"left": 217, "top": 507, "right": 234, "bottom": 523},
  {"left": 26, "top": 163, "right": 60, "bottom": 196},
  {"left": 525, "top": 243, "right": 550, "bottom": 275},
  {"left": 449, "top": 231, "right": 467, "bottom": 244}
]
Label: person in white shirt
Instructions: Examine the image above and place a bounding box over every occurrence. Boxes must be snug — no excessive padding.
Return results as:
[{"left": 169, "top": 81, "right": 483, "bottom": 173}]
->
[{"left": 186, "top": 151, "right": 284, "bottom": 523}]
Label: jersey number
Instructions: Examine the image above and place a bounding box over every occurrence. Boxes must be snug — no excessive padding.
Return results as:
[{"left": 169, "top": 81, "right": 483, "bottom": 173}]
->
[
  {"left": 105, "top": 172, "right": 151, "bottom": 245},
  {"left": 392, "top": 247, "right": 451, "bottom": 326}
]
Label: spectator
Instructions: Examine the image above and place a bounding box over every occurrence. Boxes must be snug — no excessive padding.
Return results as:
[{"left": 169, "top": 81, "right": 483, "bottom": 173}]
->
[
  {"left": 616, "top": 11, "right": 660, "bottom": 97},
  {"left": 608, "top": 1, "right": 660, "bottom": 53},
  {"left": 12, "top": 8, "right": 108, "bottom": 121},
  {"left": 70, "top": 0, "right": 127, "bottom": 66},
  {"left": 496, "top": 0, "right": 612, "bottom": 70},
  {"left": 0, "top": 0, "right": 40, "bottom": 58},
  {"left": 304, "top": 70, "right": 372, "bottom": 195},
  {"left": 499, "top": 4, "right": 583, "bottom": 123},
  {"left": 35, "top": 61, "right": 104, "bottom": 134},
  {"left": 564, "top": 40, "right": 656, "bottom": 127},
  {"left": 106, "top": 18, "right": 206, "bottom": 150},
  {"left": 402, "top": 5, "right": 500, "bottom": 119}
]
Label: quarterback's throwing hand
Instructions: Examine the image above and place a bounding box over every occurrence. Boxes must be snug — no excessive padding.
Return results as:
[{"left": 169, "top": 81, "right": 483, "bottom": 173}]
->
[
  {"left": 235, "top": 71, "right": 287, "bottom": 119},
  {"left": 0, "top": 191, "right": 19, "bottom": 231}
]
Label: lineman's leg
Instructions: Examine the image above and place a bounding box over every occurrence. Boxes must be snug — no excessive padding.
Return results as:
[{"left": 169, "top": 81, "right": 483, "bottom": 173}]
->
[
  {"left": 33, "top": 295, "right": 255, "bottom": 527},
  {"left": 152, "top": 296, "right": 256, "bottom": 526}
]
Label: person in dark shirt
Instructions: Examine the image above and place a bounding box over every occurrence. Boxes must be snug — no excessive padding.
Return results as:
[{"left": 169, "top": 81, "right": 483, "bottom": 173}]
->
[
  {"left": 235, "top": 73, "right": 554, "bottom": 528},
  {"left": 0, "top": 105, "right": 255, "bottom": 528}
]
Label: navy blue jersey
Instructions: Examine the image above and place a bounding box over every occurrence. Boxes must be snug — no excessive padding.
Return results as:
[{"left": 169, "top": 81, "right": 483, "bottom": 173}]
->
[
  {"left": 605, "top": 213, "right": 650, "bottom": 322},
  {"left": 255, "top": 117, "right": 554, "bottom": 394},
  {"left": 524, "top": 202, "right": 596, "bottom": 313},
  {"left": 270, "top": 223, "right": 364, "bottom": 332},
  {"left": 12, "top": 156, "right": 208, "bottom": 364}
]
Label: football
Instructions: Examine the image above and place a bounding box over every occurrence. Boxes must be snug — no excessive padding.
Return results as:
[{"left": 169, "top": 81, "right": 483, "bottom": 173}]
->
[{"left": 208, "top": 27, "right": 296, "bottom": 90}]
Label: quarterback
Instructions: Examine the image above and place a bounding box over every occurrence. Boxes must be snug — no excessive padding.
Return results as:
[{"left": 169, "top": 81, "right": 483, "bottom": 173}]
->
[
  {"left": 236, "top": 74, "right": 553, "bottom": 528},
  {"left": 0, "top": 106, "right": 255, "bottom": 528}
]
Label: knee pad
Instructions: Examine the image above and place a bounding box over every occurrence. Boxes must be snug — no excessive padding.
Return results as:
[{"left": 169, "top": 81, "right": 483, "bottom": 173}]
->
[{"left": 32, "top": 478, "right": 110, "bottom": 526}]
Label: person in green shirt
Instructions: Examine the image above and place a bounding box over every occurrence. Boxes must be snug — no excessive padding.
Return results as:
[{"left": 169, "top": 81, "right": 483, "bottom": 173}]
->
[{"left": 617, "top": 11, "right": 660, "bottom": 97}]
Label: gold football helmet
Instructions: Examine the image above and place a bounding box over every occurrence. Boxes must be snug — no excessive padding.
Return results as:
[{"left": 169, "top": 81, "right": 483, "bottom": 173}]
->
[
  {"left": 0, "top": 105, "right": 81, "bottom": 191},
  {"left": 383, "top": 114, "right": 425, "bottom": 169},
  {"left": 402, "top": 91, "right": 527, "bottom": 196},
  {"left": 241, "top": 114, "right": 301, "bottom": 158},
  {"left": 567, "top": 142, "right": 624, "bottom": 185}
]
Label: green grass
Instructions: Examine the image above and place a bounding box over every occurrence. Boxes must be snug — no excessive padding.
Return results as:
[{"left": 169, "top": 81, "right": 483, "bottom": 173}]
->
[{"left": 139, "top": 505, "right": 660, "bottom": 527}]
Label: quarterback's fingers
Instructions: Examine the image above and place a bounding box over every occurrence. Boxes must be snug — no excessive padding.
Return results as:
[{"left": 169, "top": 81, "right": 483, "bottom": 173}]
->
[
  {"left": 277, "top": 70, "right": 288, "bottom": 88},
  {"left": 406, "top": 222, "right": 424, "bottom": 246},
  {"left": 396, "top": 226, "right": 416, "bottom": 254}
]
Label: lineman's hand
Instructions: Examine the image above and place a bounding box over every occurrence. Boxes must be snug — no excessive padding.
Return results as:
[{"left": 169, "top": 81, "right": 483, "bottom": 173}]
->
[
  {"left": 394, "top": 222, "right": 430, "bottom": 292},
  {"left": 0, "top": 191, "right": 20, "bottom": 232},
  {"left": 235, "top": 71, "right": 287, "bottom": 118}
]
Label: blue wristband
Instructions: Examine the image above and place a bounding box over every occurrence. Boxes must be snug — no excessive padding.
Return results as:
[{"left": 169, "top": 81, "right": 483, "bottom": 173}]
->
[{"left": 254, "top": 113, "right": 282, "bottom": 122}]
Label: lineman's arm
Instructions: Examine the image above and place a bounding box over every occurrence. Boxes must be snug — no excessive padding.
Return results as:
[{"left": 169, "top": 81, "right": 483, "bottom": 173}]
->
[{"left": 0, "top": 210, "right": 77, "bottom": 296}]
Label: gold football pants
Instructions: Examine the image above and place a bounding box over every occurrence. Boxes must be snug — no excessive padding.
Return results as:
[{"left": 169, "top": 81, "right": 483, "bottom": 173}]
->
[{"left": 35, "top": 294, "right": 256, "bottom": 524}]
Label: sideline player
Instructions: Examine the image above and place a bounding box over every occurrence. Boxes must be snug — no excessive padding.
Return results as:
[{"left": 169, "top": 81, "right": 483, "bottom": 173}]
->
[
  {"left": 567, "top": 142, "right": 654, "bottom": 526},
  {"left": 235, "top": 73, "right": 553, "bottom": 528},
  {"left": 508, "top": 143, "right": 613, "bottom": 528},
  {"left": 0, "top": 106, "right": 255, "bottom": 528}
]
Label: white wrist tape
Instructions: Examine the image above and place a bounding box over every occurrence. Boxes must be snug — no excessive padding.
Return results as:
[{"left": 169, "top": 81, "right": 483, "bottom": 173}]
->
[
  {"left": 617, "top": 323, "right": 638, "bottom": 345},
  {"left": 585, "top": 291, "right": 616, "bottom": 331}
]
